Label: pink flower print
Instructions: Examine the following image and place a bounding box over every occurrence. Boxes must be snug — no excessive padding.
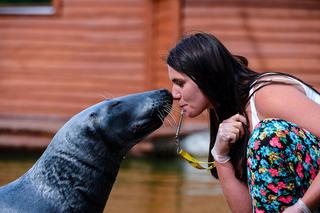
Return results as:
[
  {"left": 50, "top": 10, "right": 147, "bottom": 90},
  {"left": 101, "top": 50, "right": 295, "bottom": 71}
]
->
[
  {"left": 297, "top": 143, "right": 302, "bottom": 151},
  {"left": 296, "top": 163, "right": 304, "bottom": 178},
  {"left": 279, "top": 196, "right": 292, "bottom": 204},
  {"left": 269, "top": 168, "right": 278, "bottom": 177},
  {"left": 305, "top": 153, "right": 311, "bottom": 164},
  {"left": 291, "top": 127, "right": 299, "bottom": 135},
  {"left": 278, "top": 181, "right": 286, "bottom": 189},
  {"left": 267, "top": 183, "right": 278, "bottom": 193},
  {"left": 254, "top": 141, "right": 260, "bottom": 150},
  {"left": 270, "top": 137, "right": 282, "bottom": 148},
  {"left": 256, "top": 209, "right": 265, "bottom": 213},
  {"left": 260, "top": 189, "right": 266, "bottom": 196},
  {"left": 310, "top": 167, "right": 317, "bottom": 180}
]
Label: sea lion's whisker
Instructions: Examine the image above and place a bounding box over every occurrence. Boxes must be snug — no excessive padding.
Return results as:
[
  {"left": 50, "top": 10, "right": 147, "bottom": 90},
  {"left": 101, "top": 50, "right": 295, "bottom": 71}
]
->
[
  {"left": 163, "top": 120, "right": 171, "bottom": 128},
  {"left": 157, "top": 113, "right": 165, "bottom": 123},
  {"left": 159, "top": 111, "right": 166, "bottom": 122},
  {"left": 169, "top": 107, "right": 180, "bottom": 114},
  {"left": 157, "top": 114, "right": 168, "bottom": 128},
  {"left": 164, "top": 116, "right": 174, "bottom": 128},
  {"left": 163, "top": 110, "right": 176, "bottom": 126}
]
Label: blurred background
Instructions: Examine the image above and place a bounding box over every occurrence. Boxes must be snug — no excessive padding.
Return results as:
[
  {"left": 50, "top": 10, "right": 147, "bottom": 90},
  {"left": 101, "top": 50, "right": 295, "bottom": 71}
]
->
[{"left": 0, "top": 0, "right": 319, "bottom": 212}]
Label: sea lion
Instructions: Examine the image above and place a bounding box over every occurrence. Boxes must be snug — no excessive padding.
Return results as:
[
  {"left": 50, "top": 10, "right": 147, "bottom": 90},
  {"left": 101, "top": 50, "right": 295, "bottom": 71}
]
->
[{"left": 0, "top": 89, "right": 172, "bottom": 213}]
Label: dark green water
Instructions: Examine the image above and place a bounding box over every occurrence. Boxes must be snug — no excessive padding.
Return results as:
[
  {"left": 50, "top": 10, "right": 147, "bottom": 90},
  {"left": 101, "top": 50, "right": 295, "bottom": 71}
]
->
[{"left": 0, "top": 152, "right": 229, "bottom": 213}]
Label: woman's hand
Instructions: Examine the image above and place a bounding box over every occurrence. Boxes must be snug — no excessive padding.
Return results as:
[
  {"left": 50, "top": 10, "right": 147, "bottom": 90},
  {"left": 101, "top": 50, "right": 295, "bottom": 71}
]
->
[
  {"left": 283, "top": 205, "right": 301, "bottom": 213},
  {"left": 211, "top": 114, "right": 246, "bottom": 163},
  {"left": 283, "top": 199, "right": 312, "bottom": 213}
]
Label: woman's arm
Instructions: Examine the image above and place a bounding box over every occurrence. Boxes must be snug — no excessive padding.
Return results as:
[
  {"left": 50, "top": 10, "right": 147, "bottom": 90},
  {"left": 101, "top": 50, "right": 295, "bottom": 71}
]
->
[
  {"left": 212, "top": 114, "right": 252, "bottom": 212},
  {"left": 216, "top": 161, "right": 252, "bottom": 213},
  {"left": 302, "top": 172, "right": 320, "bottom": 211}
]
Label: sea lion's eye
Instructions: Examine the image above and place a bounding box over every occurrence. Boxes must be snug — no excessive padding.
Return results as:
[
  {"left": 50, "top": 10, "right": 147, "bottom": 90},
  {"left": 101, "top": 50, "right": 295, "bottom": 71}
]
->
[{"left": 109, "top": 101, "right": 120, "bottom": 109}]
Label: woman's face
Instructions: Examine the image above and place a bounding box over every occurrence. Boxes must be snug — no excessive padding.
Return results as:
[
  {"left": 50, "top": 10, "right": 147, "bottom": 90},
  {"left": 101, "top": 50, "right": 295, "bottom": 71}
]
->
[{"left": 168, "top": 66, "right": 211, "bottom": 118}]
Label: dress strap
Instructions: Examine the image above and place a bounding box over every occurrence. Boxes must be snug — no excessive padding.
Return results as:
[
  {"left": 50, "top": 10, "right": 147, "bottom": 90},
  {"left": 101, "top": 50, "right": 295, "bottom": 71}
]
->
[{"left": 249, "top": 88, "right": 260, "bottom": 131}]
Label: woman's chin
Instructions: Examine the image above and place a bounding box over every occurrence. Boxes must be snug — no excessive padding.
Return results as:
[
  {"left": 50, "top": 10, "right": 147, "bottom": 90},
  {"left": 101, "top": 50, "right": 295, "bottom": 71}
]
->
[{"left": 185, "top": 111, "right": 198, "bottom": 118}]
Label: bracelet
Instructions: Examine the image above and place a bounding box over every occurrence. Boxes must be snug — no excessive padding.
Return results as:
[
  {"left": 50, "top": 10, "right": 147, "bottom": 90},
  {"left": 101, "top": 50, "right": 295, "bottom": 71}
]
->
[
  {"left": 211, "top": 149, "right": 231, "bottom": 164},
  {"left": 297, "top": 198, "right": 312, "bottom": 213}
]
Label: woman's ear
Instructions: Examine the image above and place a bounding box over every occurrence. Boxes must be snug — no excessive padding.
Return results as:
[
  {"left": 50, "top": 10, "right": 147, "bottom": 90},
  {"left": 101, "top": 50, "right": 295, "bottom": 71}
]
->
[{"left": 233, "top": 55, "right": 248, "bottom": 67}]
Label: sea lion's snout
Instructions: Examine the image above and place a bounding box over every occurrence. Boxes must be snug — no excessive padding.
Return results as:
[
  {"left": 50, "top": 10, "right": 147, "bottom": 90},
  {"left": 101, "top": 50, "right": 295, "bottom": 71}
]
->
[
  {"left": 129, "top": 89, "right": 173, "bottom": 134},
  {"left": 121, "top": 89, "right": 172, "bottom": 137},
  {"left": 90, "top": 89, "right": 172, "bottom": 153}
]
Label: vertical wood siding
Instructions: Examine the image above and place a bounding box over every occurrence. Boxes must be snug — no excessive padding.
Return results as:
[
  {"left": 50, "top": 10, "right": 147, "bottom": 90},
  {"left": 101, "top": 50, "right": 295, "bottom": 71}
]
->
[{"left": 147, "top": 0, "right": 181, "bottom": 90}]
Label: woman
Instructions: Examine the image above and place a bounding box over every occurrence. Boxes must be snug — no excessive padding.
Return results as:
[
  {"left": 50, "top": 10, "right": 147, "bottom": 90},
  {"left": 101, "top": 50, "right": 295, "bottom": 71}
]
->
[{"left": 166, "top": 32, "right": 320, "bottom": 212}]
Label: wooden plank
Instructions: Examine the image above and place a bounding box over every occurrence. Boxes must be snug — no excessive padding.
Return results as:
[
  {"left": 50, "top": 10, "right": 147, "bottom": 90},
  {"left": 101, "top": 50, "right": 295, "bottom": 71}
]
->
[
  {"left": 0, "top": 51, "right": 144, "bottom": 63},
  {"left": 0, "top": 59, "right": 144, "bottom": 70},
  {"left": 185, "top": 6, "right": 320, "bottom": 19},
  {"left": 0, "top": 39, "right": 143, "bottom": 52},
  {"left": 195, "top": 30, "right": 320, "bottom": 44},
  {"left": 185, "top": 0, "right": 320, "bottom": 10},
  {"left": 64, "top": 5, "right": 144, "bottom": 17},
  {"left": 221, "top": 41, "right": 320, "bottom": 56},
  {"left": 64, "top": 0, "right": 144, "bottom": 6},
  {"left": 0, "top": 29, "right": 145, "bottom": 43},
  {"left": 0, "top": 18, "right": 145, "bottom": 30},
  {"left": 185, "top": 18, "right": 320, "bottom": 32},
  {"left": 0, "top": 70, "right": 144, "bottom": 80}
]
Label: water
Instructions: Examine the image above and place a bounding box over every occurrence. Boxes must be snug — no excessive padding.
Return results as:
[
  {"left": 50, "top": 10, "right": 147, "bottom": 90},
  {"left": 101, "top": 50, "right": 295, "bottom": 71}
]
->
[{"left": 0, "top": 152, "right": 229, "bottom": 213}]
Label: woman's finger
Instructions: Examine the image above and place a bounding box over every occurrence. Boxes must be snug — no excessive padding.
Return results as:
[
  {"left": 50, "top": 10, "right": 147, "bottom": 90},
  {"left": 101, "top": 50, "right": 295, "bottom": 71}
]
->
[{"left": 225, "top": 113, "right": 247, "bottom": 125}]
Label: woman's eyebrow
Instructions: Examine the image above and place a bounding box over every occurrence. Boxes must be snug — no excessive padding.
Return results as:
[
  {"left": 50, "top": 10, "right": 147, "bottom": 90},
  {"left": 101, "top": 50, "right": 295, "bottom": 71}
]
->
[{"left": 172, "top": 78, "right": 184, "bottom": 84}]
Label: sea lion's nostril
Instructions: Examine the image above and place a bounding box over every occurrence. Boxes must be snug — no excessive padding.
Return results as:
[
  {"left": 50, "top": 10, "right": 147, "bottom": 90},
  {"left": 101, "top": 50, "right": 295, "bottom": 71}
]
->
[{"left": 90, "top": 112, "right": 97, "bottom": 119}]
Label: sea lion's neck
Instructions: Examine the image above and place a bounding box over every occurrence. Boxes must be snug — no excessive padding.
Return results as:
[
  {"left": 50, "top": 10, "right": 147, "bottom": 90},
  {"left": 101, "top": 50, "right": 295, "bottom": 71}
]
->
[{"left": 28, "top": 129, "right": 124, "bottom": 212}]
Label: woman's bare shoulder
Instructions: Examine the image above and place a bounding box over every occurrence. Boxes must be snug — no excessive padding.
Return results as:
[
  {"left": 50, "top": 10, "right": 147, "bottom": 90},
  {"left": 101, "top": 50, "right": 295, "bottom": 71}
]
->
[{"left": 254, "top": 82, "right": 320, "bottom": 137}]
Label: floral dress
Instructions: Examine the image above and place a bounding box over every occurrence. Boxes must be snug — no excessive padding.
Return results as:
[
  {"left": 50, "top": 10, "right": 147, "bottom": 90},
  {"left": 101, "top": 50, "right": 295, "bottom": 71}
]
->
[{"left": 247, "top": 118, "right": 320, "bottom": 212}]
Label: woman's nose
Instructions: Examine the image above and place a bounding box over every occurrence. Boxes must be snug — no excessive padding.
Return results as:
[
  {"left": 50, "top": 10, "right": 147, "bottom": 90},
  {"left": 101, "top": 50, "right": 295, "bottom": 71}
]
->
[{"left": 172, "top": 86, "right": 181, "bottom": 100}]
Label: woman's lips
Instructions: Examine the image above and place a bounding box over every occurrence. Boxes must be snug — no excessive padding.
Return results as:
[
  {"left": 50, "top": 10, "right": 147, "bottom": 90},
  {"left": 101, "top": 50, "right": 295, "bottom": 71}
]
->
[{"left": 180, "top": 105, "right": 187, "bottom": 112}]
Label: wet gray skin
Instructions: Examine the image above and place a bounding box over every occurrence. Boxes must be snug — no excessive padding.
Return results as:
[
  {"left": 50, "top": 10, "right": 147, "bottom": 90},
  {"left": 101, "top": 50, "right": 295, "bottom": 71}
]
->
[{"left": 0, "top": 89, "right": 172, "bottom": 213}]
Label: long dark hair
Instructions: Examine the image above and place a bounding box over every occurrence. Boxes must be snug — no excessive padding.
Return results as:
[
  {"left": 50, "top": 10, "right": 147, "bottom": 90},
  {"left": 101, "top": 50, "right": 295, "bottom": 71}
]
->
[{"left": 166, "top": 32, "right": 319, "bottom": 182}]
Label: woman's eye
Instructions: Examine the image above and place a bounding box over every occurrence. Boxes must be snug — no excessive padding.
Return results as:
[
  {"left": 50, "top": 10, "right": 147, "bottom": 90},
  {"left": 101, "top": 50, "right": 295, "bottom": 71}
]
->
[
  {"left": 174, "top": 80, "right": 185, "bottom": 88},
  {"left": 178, "top": 83, "right": 184, "bottom": 87}
]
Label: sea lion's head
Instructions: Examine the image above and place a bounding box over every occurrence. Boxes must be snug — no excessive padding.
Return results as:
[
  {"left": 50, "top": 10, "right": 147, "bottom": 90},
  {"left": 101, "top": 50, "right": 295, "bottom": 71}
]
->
[{"left": 67, "top": 89, "right": 173, "bottom": 155}]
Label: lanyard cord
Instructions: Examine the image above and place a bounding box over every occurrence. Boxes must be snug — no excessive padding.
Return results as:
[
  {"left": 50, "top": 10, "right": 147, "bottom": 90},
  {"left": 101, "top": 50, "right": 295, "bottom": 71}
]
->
[{"left": 175, "top": 111, "right": 215, "bottom": 170}]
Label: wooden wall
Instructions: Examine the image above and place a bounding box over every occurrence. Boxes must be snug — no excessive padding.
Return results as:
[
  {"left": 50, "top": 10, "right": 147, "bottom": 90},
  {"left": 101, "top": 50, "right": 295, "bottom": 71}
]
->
[
  {"left": 0, "top": 0, "right": 148, "bottom": 118},
  {"left": 0, "top": 0, "right": 319, "bottom": 145},
  {"left": 183, "top": 0, "right": 320, "bottom": 90}
]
